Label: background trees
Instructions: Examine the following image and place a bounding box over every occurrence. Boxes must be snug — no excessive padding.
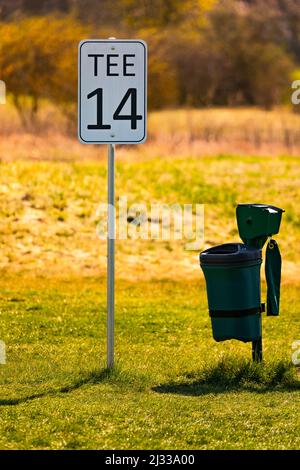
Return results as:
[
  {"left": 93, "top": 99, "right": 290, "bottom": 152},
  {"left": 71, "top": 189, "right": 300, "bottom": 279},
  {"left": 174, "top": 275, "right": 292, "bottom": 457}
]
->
[
  {"left": 0, "top": 15, "right": 86, "bottom": 127},
  {"left": 0, "top": 0, "right": 298, "bottom": 125}
]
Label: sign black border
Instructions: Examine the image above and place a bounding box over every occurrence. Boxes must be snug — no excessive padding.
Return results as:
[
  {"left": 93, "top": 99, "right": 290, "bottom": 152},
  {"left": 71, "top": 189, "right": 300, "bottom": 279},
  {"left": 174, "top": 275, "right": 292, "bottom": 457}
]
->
[{"left": 78, "top": 40, "right": 147, "bottom": 144}]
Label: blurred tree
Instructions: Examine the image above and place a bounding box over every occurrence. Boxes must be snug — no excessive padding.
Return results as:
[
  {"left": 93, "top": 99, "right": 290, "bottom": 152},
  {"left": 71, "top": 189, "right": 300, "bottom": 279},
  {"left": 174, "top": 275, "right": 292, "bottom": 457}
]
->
[
  {"left": 0, "top": 0, "right": 298, "bottom": 122},
  {"left": 245, "top": 0, "right": 300, "bottom": 60},
  {"left": 0, "top": 0, "right": 71, "bottom": 19},
  {"left": 196, "top": 0, "right": 294, "bottom": 108},
  {"left": 246, "top": 43, "right": 293, "bottom": 109},
  {"left": 23, "top": 0, "right": 70, "bottom": 14},
  {"left": 0, "top": 15, "right": 86, "bottom": 127},
  {"left": 140, "top": 29, "right": 179, "bottom": 109},
  {"left": 71, "top": 0, "right": 216, "bottom": 29}
]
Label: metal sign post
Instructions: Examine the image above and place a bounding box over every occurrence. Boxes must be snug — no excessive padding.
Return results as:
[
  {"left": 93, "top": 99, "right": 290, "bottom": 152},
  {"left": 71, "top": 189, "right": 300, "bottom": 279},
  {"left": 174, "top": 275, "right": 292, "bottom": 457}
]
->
[
  {"left": 78, "top": 39, "right": 147, "bottom": 369},
  {"left": 107, "top": 143, "right": 115, "bottom": 368}
]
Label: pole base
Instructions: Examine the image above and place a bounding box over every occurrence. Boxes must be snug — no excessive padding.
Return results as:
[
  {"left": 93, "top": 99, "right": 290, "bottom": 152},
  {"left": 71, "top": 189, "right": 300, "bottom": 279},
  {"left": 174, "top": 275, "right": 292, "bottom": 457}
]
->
[{"left": 252, "top": 338, "right": 263, "bottom": 362}]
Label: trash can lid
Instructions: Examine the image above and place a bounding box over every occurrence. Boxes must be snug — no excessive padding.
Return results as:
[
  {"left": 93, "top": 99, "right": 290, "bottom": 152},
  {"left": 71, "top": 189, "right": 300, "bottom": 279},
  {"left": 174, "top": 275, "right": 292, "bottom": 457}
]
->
[{"left": 200, "top": 243, "right": 262, "bottom": 265}]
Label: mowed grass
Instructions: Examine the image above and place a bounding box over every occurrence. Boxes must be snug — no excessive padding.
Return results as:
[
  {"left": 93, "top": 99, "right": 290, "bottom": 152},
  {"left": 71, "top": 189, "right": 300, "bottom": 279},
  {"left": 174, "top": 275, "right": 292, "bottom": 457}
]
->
[
  {"left": 0, "top": 152, "right": 300, "bottom": 449},
  {"left": 0, "top": 276, "right": 299, "bottom": 450}
]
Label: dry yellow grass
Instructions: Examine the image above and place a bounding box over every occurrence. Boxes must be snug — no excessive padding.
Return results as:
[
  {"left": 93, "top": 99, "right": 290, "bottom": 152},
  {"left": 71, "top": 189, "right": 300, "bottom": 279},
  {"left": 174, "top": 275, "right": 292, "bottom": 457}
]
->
[
  {"left": 0, "top": 103, "right": 299, "bottom": 283},
  {"left": 1, "top": 102, "right": 300, "bottom": 161},
  {"left": 0, "top": 155, "right": 299, "bottom": 284},
  {"left": 148, "top": 107, "right": 300, "bottom": 157}
]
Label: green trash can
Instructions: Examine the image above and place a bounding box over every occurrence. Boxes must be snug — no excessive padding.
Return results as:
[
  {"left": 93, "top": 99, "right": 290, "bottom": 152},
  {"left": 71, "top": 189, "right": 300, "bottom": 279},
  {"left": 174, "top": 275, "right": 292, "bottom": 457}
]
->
[
  {"left": 200, "top": 243, "right": 263, "bottom": 342},
  {"left": 199, "top": 203, "right": 284, "bottom": 361}
]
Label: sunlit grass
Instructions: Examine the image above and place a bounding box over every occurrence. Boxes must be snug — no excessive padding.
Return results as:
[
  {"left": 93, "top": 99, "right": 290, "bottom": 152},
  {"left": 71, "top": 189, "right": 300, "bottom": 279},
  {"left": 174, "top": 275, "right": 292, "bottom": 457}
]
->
[
  {"left": 0, "top": 155, "right": 299, "bottom": 281},
  {"left": 0, "top": 106, "right": 300, "bottom": 449},
  {"left": 0, "top": 277, "right": 299, "bottom": 449}
]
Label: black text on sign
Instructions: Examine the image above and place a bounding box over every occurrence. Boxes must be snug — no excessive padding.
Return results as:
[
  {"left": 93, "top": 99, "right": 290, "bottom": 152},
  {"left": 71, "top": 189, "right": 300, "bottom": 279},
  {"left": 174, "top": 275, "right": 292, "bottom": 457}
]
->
[{"left": 78, "top": 40, "right": 147, "bottom": 144}]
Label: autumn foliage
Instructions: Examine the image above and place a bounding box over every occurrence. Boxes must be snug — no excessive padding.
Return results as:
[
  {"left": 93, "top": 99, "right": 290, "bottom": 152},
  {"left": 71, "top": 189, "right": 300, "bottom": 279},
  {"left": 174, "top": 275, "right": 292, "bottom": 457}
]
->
[{"left": 0, "top": 0, "right": 298, "bottom": 125}]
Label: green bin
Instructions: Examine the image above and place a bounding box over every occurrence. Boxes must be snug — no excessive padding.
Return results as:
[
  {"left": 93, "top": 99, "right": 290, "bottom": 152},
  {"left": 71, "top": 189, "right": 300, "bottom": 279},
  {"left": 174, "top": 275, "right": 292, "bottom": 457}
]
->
[
  {"left": 199, "top": 203, "right": 284, "bottom": 361},
  {"left": 200, "top": 243, "right": 262, "bottom": 342},
  {"left": 236, "top": 204, "right": 284, "bottom": 248}
]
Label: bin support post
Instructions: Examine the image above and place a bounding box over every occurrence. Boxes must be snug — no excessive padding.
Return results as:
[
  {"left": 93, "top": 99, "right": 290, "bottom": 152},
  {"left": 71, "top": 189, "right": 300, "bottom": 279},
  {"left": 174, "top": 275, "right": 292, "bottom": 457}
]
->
[
  {"left": 252, "top": 337, "right": 262, "bottom": 362},
  {"left": 107, "top": 143, "right": 115, "bottom": 369}
]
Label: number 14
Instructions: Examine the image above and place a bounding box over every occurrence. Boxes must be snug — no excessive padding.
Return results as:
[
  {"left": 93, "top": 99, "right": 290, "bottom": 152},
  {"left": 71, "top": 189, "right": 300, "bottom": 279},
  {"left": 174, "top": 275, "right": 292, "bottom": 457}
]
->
[{"left": 87, "top": 88, "right": 142, "bottom": 130}]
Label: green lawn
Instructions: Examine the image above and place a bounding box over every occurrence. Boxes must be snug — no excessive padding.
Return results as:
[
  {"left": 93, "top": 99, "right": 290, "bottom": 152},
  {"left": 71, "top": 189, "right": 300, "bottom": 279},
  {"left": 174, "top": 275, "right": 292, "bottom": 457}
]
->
[
  {"left": 0, "top": 154, "right": 300, "bottom": 449},
  {"left": 0, "top": 276, "right": 299, "bottom": 449}
]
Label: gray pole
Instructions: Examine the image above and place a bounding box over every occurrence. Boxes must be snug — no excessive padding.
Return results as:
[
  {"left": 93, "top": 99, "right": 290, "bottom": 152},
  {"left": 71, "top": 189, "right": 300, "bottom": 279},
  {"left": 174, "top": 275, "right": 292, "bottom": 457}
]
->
[{"left": 107, "top": 143, "right": 115, "bottom": 369}]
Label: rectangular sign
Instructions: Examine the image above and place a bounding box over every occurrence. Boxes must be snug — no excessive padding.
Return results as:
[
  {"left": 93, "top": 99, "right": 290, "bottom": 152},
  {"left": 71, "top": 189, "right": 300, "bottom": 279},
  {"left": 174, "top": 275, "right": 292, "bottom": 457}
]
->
[{"left": 78, "top": 39, "right": 147, "bottom": 144}]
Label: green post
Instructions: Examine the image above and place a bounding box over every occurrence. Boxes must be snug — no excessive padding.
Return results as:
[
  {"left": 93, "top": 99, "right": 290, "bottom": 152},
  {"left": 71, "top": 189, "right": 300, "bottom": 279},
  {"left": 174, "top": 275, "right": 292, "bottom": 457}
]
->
[{"left": 252, "top": 338, "right": 262, "bottom": 362}]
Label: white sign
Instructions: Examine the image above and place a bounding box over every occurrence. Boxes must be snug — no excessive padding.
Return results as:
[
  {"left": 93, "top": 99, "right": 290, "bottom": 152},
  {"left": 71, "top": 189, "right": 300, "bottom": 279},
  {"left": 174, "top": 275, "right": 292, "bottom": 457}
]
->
[{"left": 78, "top": 39, "right": 147, "bottom": 144}]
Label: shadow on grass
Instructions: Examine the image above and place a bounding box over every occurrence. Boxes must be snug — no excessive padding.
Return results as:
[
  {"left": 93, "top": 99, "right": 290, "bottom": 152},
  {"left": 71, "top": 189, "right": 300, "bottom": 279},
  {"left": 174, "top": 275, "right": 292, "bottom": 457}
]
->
[
  {"left": 0, "top": 367, "right": 118, "bottom": 406},
  {"left": 153, "top": 358, "right": 300, "bottom": 396}
]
